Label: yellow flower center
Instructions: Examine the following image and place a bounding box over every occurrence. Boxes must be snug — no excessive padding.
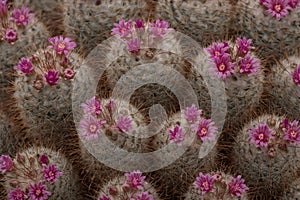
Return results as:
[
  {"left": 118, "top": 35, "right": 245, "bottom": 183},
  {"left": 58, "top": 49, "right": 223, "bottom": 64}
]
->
[
  {"left": 275, "top": 4, "right": 281, "bottom": 12},
  {"left": 58, "top": 42, "right": 66, "bottom": 50},
  {"left": 258, "top": 133, "right": 264, "bottom": 140},
  {"left": 19, "top": 15, "right": 25, "bottom": 21},
  {"left": 89, "top": 124, "right": 97, "bottom": 133},
  {"left": 203, "top": 181, "right": 209, "bottom": 189},
  {"left": 201, "top": 128, "right": 207, "bottom": 136},
  {"left": 291, "top": 130, "right": 297, "bottom": 138},
  {"left": 35, "top": 189, "right": 41, "bottom": 196},
  {"left": 218, "top": 64, "right": 226, "bottom": 71}
]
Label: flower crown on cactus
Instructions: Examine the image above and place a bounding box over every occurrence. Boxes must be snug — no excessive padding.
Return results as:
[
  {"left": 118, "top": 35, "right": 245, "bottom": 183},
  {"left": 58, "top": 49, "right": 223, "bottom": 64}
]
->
[
  {"left": 260, "top": 0, "right": 300, "bottom": 20},
  {"left": 205, "top": 37, "right": 262, "bottom": 80},
  {"left": 14, "top": 35, "right": 77, "bottom": 89},
  {"left": 0, "top": 153, "right": 63, "bottom": 200},
  {"left": 292, "top": 64, "right": 300, "bottom": 87},
  {"left": 0, "top": 1, "right": 34, "bottom": 43}
]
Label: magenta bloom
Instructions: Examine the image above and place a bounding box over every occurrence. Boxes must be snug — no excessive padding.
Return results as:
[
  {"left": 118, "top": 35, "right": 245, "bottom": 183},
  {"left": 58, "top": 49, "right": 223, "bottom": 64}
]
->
[
  {"left": 42, "top": 164, "right": 63, "bottom": 182},
  {"left": 236, "top": 37, "right": 255, "bottom": 55},
  {"left": 39, "top": 154, "right": 49, "bottom": 165},
  {"left": 115, "top": 115, "right": 133, "bottom": 133},
  {"left": 44, "top": 70, "right": 59, "bottom": 86},
  {"left": 205, "top": 42, "right": 230, "bottom": 58},
  {"left": 149, "top": 19, "right": 174, "bottom": 38},
  {"left": 135, "top": 19, "right": 145, "bottom": 29},
  {"left": 168, "top": 124, "right": 185, "bottom": 145},
  {"left": 210, "top": 54, "right": 236, "bottom": 80},
  {"left": 124, "top": 170, "right": 147, "bottom": 190},
  {"left": 11, "top": 6, "right": 34, "bottom": 27},
  {"left": 283, "top": 120, "right": 300, "bottom": 144},
  {"left": 28, "top": 182, "right": 51, "bottom": 200},
  {"left": 64, "top": 68, "right": 75, "bottom": 79},
  {"left": 288, "top": 0, "right": 300, "bottom": 8},
  {"left": 0, "top": 0, "right": 8, "bottom": 17},
  {"left": 5, "top": 28, "right": 18, "bottom": 43},
  {"left": 239, "top": 54, "right": 261, "bottom": 75},
  {"left": 292, "top": 64, "right": 300, "bottom": 87},
  {"left": 228, "top": 175, "right": 249, "bottom": 197},
  {"left": 248, "top": 123, "right": 274, "bottom": 147},
  {"left": 263, "top": 0, "right": 292, "bottom": 20},
  {"left": 48, "top": 36, "right": 77, "bottom": 56},
  {"left": 111, "top": 19, "right": 133, "bottom": 38},
  {"left": 193, "top": 172, "right": 215, "bottom": 195},
  {"left": 192, "top": 118, "right": 218, "bottom": 142},
  {"left": 134, "top": 191, "right": 154, "bottom": 200},
  {"left": 14, "top": 57, "right": 34, "bottom": 75},
  {"left": 0, "top": 155, "right": 13, "bottom": 174},
  {"left": 98, "top": 196, "right": 111, "bottom": 200},
  {"left": 79, "top": 115, "right": 106, "bottom": 141},
  {"left": 81, "top": 96, "right": 102, "bottom": 115},
  {"left": 8, "top": 188, "right": 28, "bottom": 200},
  {"left": 183, "top": 104, "right": 202, "bottom": 123},
  {"left": 127, "top": 38, "right": 140, "bottom": 54}
]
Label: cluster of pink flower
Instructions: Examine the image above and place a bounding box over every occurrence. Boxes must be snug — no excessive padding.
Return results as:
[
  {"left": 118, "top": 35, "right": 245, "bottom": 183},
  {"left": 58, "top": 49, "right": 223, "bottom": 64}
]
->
[
  {"left": 292, "top": 64, "right": 300, "bottom": 87},
  {"left": 99, "top": 170, "right": 154, "bottom": 200},
  {"left": 14, "top": 35, "right": 77, "bottom": 88},
  {"left": 0, "top": 154, "right": 63, "bottom": 200},
  {"left": 248, "top": 118, "right": 300, "bottom": 153},
  {"left": 79, "top": 97, "right": 134, "bottom": 141},
  {"left": 111, "top": 19, "right": 173, "bottom": 54},
  {"left": 260, "top": 0, "right": 300, "bottom": 20},
  {"left": 205, "top": 37, "right": 261, "bottom": 80},
  {"left": 168, "top": 104, "right": 218, "bottom": 145},
  {"left": 0, "top": 1, "right": 34, "bottom": 43},
  {"left": 193, "top": 172, "right": 249, "bottom": 197}
]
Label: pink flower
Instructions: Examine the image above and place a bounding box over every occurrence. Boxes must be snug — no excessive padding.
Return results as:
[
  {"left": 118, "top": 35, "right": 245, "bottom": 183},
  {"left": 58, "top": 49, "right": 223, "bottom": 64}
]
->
[
  {"left": 14, "top": 57, "right": 34, "bottom": 75},
  {"left": 28, "top": 182, "right": 51, "bottom": 200},
  {"left": 64, "top": 68, "right": 75, "bottom": 79},
  {"left": 0, "top": 155, "right": 13, "bottom": 174},
  {"left": 79, "top": 115, "right": 106, "bottom": 141},
  {"left": 192, "top": 118, "right": 218, "bottom": 142},
  {"left": 135, "top": 19, "right": 145, "bottom": 29},
  {"left": 228, "top": 175, "right": 249, "bottom": 197},
  {"left": 111, "top": 19, "right": 134, "bottom": 38},
  {"left": 5, "top": 28, "right": 18, "bottom": 43},
  {"left": 81, "top": 96, "right": 102, "bottom": 115},
  {"left": 106, "top": 99, "right": 115, "bottom": 111},
  {"left": 127, "top": 38, "right": 140, "bottom": 54},
  {"left": 292, "top": 64, "right": 300, "bottom": 87},
  {"left": 149, "top": 19, "right": 174, "bottom": 38},
  {"left": 235, "top": 37, "right": 255, "bottom": 55},
  {"left": 205, "top": 42, "right": 230, "bottom": 58},
  {"left": 44, "top": 70, "right": 59, "bottom": 86},
  {"left": 168, "top": 124, "right": 185, "bottom": 145},
  {"left": 48, "top": 36, "right": 77, "bottom": 56},
  {"left": 8, "top": 188, "right": 28, "bottom": 200},
  {"left": 98, "top": 196, "right": 111, "bottom": 200},
  {"left": 263, "top": 0, "right": 292, "bottom": 20},
  {"left": 288, "top": 0, "right": 300, "bottom": 8},
  {"left": 39, "top": 154, "right": 49, "bottom": 165},
  {"left": 123, "top": 170, "right": 147, "bottom": 190},
  {"left": 42, "top": 164, "right": 63, "bottom": 182},
  {"left": 239, "top": 54, "right": 261, "bottom": 75},
  {"left": 183, "top": 104, "right": 202, "bottom": 123},
  {"left": 11, "top": 6, "right": 34, "bottom": 27},
  {"left": 283, "top": 120, "right": 300, "bottom": 145},
  {"left": 193, "top": 172, "right": 215, "bottom": 195},
  {"left": 210, "top": 54, "right": 236, "bottom": 80},
  {"left": 0, "top": 0, "right": 8, "bottom": 17},
  {"left": 260, "top": 0, "right": 268, "bottom": 5},
  {"left": 248, "top": 123, "right": 274, "bottom": 147},
  {"left": 115, "top": 115, "right": 133, "bottom": 133},
  {"left": 134, "top": 191, "right": 154, "bottom": 200}
]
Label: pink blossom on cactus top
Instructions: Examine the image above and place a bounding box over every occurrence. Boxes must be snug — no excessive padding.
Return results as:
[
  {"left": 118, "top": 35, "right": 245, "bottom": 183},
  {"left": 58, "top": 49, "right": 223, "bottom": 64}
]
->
[
  {"left": 8, "top": 188, "right": 28, "bottom": 200},
  {"left": 168, "top": 124, "right": 185, "bottom": 145},
  {"left": 228, "top": 175, "right": 249, "bottom": 197},
  {"left": 149, "top": 19, "right": 174, "bottom": 38},
  {"left": 115, "top": 115, "right": 133, "bottom": 133},
  {"left": 260, "top": 0, "right": 268, "bottom": 5},
  {"left": 5, "top": 28, "right": 18, "bottom": 43},
  {"left": 98, "top": 196, "right": 111, "bottom": 200},
  {"left": 288, "top": 0, "right": 300, "bottom": 8},
  {"left": 134, "top": 191, "right": 154, "bottom": 200},
  {"left": 183, "top": 104, "right": 202, "bottom": 123},
  {"left": 193, "top": 172, "right": 215, "bottom": 195},
  {"left": 205, "top": 42, "right": 230, "bottom": 58},
  {"left": 127, "top": 38, "right": 140, "bottom": 54},
  {"left": 236, "top": 37, "right": 255, "bottom": 55},
  {"left": 248, "top": 123, "right": 274, "bottom": 147},
  {"left": 135, "top": 19, "right": 145, "bottom": 29},
  {"left": 263, "top": 0, "right": 292, "bottom": 20},
  {"left": 283, "top": 120, "right": 300, "bottom": 144},
  {"left": 281, "top": 118, "right": 291, "bottom": 130},
  {"left": 28, "top": 182, "right": 51, "bottom": 200},
  {"left": 44, "top": 70, "right": 59, "bottom": 86},
  {"left": 0, "top": 0, "right": 8, "bottom": 17},
  {"left": 292, "top": 64, "right": 300, "bottom": 87},
  {"left": 79, "top": 115, "right": 106, "bottom": 141},
  {"left": 210, "top": 54, "right": 236, "bottom": 80},
  {"left": 64, "top": 68, "right": 75, "bottom": 79},
  {"left": 0, "top": 155, "right": 13, "bottom": 173},
  {"left": 48, "top": 36, "right": 77, "bottom": 56},
  {"left": 239, "top": 54, "right": 261, "bottom": 75},
  {"left": 81, "top": 96, "right": 102, "bottom": 116},
  {"left": 14, "top": 57, "right": 34, "bottom": 75},
  {"left": 192, "top": 118, "right": 218, "bottom": 142},
  {"left": 11, "top": 6, "right": 34, "bottom": 27},
  {"left": 39, "top": 154, "right": 49, "bottom": 165},
  {"left": 124, "top": 170, "right": 147, "bottom": 190},
  {"left": 111, "top": 19, "right": 133, "bottom": 38},
  {"left": 42, "top": 164, "right": 63, "bottom": 182}
]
